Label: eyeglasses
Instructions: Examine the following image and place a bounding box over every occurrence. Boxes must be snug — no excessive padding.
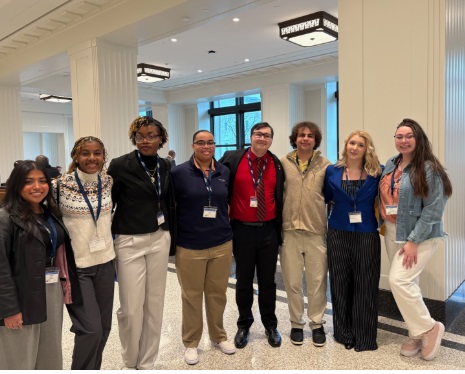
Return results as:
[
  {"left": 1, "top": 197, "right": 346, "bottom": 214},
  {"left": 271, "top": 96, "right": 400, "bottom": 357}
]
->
[
  {"left": 394, "top": 134, "right": 415, "bottom": 141},
  {"left": 193, "top": 140, "right": 216, "bottom": 147},
  {"left": 135, "top": 134, "right": 161, "bottom": 143},
  {"left": 252, "top": 132, "right": 272, "bottom": 140}
]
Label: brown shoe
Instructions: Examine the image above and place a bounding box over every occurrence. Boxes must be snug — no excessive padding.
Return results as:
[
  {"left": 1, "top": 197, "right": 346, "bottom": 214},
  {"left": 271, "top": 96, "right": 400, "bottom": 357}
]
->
[
  {"left": 420, "top": 322, "right": 445, "bottom": 361},
  {"left": 400, "top": 338, "right": 422, "bottom": 357}
]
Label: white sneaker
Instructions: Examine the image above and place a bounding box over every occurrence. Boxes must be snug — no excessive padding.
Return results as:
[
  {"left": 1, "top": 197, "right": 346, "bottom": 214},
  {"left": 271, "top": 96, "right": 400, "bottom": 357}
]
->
[
  {"left": 184, "top": 347, "right": 199, "bottom": 365},
  {"left": 212, "top": 340, "right": 236, "bottom": 354}
]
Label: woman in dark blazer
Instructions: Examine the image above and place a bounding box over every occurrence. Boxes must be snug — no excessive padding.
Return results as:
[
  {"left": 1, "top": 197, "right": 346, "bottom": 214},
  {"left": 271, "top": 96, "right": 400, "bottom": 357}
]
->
[
  {"left": 324, "top": 130, "right": 382, "bottom": 352},
  {"left": 107, "top": 116, "right": 175, "bottom": 370},
  {"left": 0, "top": 160, "right": 81, "bottom": 370}
]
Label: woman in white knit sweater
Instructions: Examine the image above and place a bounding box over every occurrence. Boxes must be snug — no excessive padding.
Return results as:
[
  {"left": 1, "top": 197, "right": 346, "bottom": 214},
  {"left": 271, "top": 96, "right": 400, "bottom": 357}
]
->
[{"left": 52, "top": 136, "right": 115, "bottom": 370}]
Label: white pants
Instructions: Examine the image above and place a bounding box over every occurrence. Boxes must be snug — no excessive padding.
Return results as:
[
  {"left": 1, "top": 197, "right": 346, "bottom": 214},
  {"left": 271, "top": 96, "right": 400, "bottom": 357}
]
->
[
  {"left": 384, "top": 221, "right": 439, "bottom": 337},
  {"left": 115, "top": 229, "right": 170, "bottom": 370}
]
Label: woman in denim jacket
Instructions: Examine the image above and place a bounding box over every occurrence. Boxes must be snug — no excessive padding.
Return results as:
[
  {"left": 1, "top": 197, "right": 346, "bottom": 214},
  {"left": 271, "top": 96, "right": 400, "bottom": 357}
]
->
[{"left": 379, "top": 118, "right": 452, "bottom": 362}]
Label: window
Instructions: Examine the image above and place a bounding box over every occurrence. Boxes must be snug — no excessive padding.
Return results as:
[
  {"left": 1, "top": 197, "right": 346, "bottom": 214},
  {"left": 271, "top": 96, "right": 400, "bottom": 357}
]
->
[{"left": 209, "top": 94, "right": 261, "bottom": 159}]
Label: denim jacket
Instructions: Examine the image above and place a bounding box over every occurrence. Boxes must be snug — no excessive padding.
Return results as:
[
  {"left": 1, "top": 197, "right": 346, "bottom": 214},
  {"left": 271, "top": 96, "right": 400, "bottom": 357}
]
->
[{"left": 379, "top": 155, "right": 448, "bottom": 243}]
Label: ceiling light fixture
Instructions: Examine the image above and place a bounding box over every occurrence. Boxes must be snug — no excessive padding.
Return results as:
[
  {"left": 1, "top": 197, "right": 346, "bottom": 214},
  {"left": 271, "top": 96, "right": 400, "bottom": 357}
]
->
[
  {"left": 137, "top": 63, "right": 171, "bottom": 83},
  {"left": 39, "top": 93, "right": 72, "bottom": 103},
  {"left": 278, "top": 11, "right": 338, "bottom": 47},
  {"left": 171, "top": 38, "right": 178, "bottom": 42},
  {"left": 233, "top": 17, "right": 240, "bottom": 22}
]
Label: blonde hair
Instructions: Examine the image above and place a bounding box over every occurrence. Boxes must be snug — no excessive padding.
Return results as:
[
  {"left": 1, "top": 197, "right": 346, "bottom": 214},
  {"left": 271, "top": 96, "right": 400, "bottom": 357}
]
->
[{"left": 336, "top": 130, "right": 382, "bottom": 177}]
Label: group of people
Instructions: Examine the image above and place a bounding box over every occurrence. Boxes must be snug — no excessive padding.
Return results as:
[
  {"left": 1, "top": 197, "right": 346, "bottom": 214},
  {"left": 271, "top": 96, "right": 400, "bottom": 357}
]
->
[{"left": 0, "top": 115, "right": 451, "bottom": 370}]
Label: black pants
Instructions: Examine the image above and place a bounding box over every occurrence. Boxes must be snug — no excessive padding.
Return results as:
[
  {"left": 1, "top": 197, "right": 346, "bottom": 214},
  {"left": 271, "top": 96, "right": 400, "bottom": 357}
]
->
[
  {"left": 327, "top": 228, "right": 381, "bottom": 351},
  {"left": 232, "top": 221, "right": 279, "bottom": 330},
  {"left": 66, "top": 260, "right": 115, "bottom": 369}
]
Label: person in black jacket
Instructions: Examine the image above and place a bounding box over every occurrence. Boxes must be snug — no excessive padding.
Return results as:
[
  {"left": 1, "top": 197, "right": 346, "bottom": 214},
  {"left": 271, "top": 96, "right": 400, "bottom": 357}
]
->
[
  {"left": 35, "top": 155, "right": 60, "bottom": 179},
  {"left": 0, "top": 160, "right": 81, "bottom": 370},
  {"left": 107, "top": 116, "right": 175, "bottom": 370},
  {"left": 219, "top": 122, "right": 285, "bottom": 349}
]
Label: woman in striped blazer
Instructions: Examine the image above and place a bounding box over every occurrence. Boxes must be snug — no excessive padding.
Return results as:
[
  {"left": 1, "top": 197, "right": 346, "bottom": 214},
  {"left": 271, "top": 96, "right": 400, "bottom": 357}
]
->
[{"left": 324, "top": 130, "right": 382, "bottom": 352}]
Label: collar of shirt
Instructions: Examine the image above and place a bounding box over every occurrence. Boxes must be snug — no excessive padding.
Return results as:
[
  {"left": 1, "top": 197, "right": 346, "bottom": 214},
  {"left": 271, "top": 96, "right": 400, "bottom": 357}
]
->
[{"left": 193, "top": 157, "right": 216, "bottom": 172}]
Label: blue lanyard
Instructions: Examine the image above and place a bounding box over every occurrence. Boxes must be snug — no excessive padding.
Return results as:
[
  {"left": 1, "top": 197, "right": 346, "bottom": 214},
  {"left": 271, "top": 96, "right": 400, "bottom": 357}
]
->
[
  {"left": 37, "top": 214, "right": 58, "bottom": 258},
  {"left": 345, "top": 168, "right": 363, "bottom": 211},
  {"left": 137, "top": 151, "right": 162, "bottom": 209},
  {"left": 200, "top": 167, "right": 213, "bottom": 206},
  {"left": 247, "top": 150, "right": 267, "bottom": 191},
  {"left": 74, "top": 171, "right": 102, "bottom": 226},
  {"left": 390, "top": 164, "right": 403, "bottom": 196}
]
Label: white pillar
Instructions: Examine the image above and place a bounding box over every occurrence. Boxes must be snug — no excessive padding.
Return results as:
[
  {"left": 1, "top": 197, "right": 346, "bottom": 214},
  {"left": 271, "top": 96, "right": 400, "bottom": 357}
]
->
[
  {"left": 68, "top": 38, "right": 138, "bottom": 161},
  {"left": 338, "top": 0, "right": 459, "bottom": 301},
  {"left": 0, "top": 87, "right": 23, "bottom": 183}
]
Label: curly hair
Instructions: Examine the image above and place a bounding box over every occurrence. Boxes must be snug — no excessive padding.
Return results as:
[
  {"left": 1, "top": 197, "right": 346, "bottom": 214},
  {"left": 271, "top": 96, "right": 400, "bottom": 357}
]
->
[
  {"left": 289, "top": 121, "right": 322, "bottom": 149},
  {"left": 128, "top": 116, "right": 168, "bottom": 148},
  {"left": 395, "top": 118, "right": 452, "bottom": 198},
  {"left": 67, "top": 136, "right": 107, "bottom": 173},
  {"left": 336, "top": 130, "right": 382, "bottom": 177}
]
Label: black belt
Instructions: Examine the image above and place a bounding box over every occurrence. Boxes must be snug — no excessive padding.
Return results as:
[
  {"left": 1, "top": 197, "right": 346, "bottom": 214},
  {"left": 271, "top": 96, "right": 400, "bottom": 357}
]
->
[{"left": 237, "top": 220, "right": 273, "bottom": 227}]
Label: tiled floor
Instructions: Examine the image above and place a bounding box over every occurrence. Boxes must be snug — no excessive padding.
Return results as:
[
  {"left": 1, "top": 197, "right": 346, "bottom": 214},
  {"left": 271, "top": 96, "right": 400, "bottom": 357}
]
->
[{"left": 62, "top": 261, "right": 465, "bottom": 370}]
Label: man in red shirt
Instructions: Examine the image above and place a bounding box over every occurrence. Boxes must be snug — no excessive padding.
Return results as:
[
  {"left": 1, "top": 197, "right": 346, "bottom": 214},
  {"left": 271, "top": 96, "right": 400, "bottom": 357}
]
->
[{"left": 219, "top": 122, "right": 285, "bottom": 349}]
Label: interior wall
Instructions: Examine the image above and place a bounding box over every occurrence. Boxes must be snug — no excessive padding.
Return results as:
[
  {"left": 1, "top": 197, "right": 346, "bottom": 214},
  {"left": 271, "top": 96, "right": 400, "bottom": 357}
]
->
[{"left": 339, "top": 0, "right": 449, "bottom": 300}]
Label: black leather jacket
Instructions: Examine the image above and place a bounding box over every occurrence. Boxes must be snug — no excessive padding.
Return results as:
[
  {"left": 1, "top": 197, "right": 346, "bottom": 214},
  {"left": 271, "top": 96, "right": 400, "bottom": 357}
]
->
[{"left": 0, "top": 208, "right": 81, "bottom": 325}]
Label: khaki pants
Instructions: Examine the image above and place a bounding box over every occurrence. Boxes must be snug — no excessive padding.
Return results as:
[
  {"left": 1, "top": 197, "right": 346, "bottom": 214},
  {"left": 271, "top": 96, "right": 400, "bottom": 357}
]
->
[
  {"left": 175, "top": 240, "right": 233, "bottom": 348},
  {"left": 280, "top": 230, "right": 327, "bottom": 329},
  {"left": 385, "top": 221, "right": 439, "bottom": 337}
]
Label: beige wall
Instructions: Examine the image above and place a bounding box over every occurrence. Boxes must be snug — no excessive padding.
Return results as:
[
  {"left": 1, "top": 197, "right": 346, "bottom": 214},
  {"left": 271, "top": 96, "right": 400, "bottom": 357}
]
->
[{"left": 339, "top": 0, "right": 465, "bottom": 301}]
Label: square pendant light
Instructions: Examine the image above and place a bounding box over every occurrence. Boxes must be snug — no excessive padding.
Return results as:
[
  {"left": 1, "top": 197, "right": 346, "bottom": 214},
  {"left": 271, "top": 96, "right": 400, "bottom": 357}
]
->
[
  {"left": 278, "top": 11, "right": 338, "bottom": 47},
  {"left": 137, "top": 63, "right": 171, "bottom": 83}
]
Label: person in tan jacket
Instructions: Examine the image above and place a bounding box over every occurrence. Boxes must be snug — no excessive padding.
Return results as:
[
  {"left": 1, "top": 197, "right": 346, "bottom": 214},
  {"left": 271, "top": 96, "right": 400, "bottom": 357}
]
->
[{"left": 280, "top": 121, "right": 331, "bottom": 347}]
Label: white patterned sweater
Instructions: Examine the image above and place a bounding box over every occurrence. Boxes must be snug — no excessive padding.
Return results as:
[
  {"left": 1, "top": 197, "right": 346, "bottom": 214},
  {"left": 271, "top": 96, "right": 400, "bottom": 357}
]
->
[{"left": 52, "top": 169, "right": 115, "bottom": 268}]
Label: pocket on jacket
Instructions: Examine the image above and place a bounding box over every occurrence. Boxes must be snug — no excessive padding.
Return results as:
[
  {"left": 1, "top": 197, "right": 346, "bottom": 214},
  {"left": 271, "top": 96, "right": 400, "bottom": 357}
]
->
[
  {"left": 408, "top": 201, "right": 422, "bottom": 217},
  {"left": 306, "top": 171, "right": 325, "bottom": 192}
]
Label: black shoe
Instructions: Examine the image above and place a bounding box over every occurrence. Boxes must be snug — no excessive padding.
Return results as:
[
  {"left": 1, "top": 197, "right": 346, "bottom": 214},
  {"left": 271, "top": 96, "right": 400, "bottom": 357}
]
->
[
  {"left": 345, "top": 342, "right": 355, "bottom": 350},
  {"left": 265, "top": 328, "right": 282, "bottom": 347},
  {"left": 234, "top": 327, "right": 250, "bottom": 349},
  {"left": 290, "top": 328, "right": 304, "bottom": 345},
  {"left": 312, "top": 326, "right": 326, "bottom": 347}
]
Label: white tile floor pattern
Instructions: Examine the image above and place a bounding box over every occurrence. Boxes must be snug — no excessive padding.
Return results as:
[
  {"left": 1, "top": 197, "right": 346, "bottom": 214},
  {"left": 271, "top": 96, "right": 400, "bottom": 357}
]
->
[{"left": 62, "top": 262, "right": 465, "bottom": 371}]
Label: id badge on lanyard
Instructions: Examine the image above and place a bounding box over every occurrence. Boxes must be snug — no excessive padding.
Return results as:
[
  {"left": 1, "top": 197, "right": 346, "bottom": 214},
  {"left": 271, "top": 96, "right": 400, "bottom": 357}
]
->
[{"left": 45, "top": 267, "right": 60, "bottom": 284}]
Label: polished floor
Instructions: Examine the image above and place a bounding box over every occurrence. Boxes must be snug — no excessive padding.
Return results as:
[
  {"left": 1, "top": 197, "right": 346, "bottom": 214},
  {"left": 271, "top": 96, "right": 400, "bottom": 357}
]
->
[{"left": 62, "top": 259, "right": 465, "bottom": 370}]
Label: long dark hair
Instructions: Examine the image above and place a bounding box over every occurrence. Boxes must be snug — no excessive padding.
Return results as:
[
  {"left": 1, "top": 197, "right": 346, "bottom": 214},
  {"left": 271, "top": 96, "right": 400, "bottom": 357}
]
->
[
  {"left": 396, "top": 118, "right": 452, "bottom": 198},
  {"left": 0, "top": 160, "right": 61, "bottom": 230}
]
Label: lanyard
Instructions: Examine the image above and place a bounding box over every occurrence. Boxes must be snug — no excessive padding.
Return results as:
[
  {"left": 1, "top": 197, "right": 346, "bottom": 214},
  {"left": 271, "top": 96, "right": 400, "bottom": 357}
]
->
[
  {"left": 247, "top": 150, "right": 267, "bottom": 192},
  {"left": 137, "top": 151, "right": 162, "bottom": 209},
  {"left": 390, "top": 164, "right": 403, "bottom": 196},
  {"left": 295, "top": 153, "right": 313, "bottom": 175},
  {"left": 74, "top": 171, "right": 102, "bottom": 226},
  {"left": 200, "top": 167, "right": 213, "bottom": 206},
  {"left": 345, "top": 168, "right": 363, "bottom": 211},
  {"left": 37, "top": 214, "right": 58, "bottom": 259}
]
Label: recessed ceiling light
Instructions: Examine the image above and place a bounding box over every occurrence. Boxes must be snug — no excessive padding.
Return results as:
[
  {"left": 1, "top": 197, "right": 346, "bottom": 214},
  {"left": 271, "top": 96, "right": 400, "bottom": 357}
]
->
[
  {"left": 244, "top": 58, "right": 250, "bottom": 62},
  {"left": 198, "top": 69, "right": 203, "bottom": 73},
  {"left": 233, "top": 18, "right": 240, "bottom": 22},
  {"left": 171, "top": 38, "right": 177, "bottom": 42}
]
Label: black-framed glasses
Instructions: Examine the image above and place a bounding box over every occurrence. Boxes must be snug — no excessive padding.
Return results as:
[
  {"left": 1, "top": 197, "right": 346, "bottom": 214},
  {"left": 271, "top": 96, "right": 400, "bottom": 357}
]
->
[
  {"left": 252, "top": 132, "right": 272, "bottom": 140},
  {"left": 193, "top": 140, "right": 216, "bottom": 147},
  {"left": 135, "top": 134, "right": 161, "bottom": 143}
]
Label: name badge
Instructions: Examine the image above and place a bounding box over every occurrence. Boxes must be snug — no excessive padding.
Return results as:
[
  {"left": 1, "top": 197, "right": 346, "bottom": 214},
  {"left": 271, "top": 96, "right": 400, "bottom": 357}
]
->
[
  {"left": 250, "top": 196, "right": 258, "bottom": 208},
  {"left": 349, "top": 211, "right": 362, "bottom": 223},
  {"left": 386, "top": 205, "right": 398, "bottom": 215},
  {"left": 203, "top": 206, "right": 218, "bottom": 219},
  {"left": 157, "top": 211, "right": 165, "bottom": 225},
  {"left": 45, "top": 267, "right": 60, "bottom": 284},
  {"left": 89, "top": 237, "right": 106, "bottom": 252}
]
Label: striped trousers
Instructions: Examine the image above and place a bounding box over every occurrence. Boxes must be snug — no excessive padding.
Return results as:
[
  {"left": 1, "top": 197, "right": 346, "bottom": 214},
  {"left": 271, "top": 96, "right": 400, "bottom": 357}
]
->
[{"left": 327, "top": 228, "right": 381, "bottom": 351}]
